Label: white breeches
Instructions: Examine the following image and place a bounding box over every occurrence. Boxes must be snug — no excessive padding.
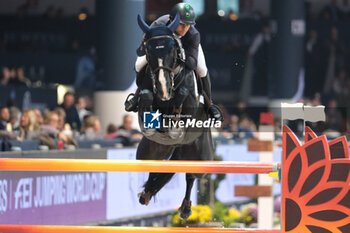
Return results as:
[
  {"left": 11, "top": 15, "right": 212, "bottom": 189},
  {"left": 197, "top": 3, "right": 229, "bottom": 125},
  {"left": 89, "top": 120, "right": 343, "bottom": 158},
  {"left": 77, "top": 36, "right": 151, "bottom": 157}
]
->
[
  {"left": 196, "top": 44, "right": 208, "bottom": 78},
  {"left": 134, "top": 44, "right": 208, "bottom": 77},
  {"left": 135, "top": 55, "right": 147, "bottom": 73}
]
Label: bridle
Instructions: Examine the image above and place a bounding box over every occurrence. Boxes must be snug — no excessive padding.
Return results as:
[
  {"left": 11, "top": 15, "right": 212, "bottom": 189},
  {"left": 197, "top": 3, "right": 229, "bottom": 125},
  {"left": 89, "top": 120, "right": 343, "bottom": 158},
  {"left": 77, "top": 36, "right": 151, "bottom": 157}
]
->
[{"left": 144, "top": 35, "right": 185, "bottom": 97}]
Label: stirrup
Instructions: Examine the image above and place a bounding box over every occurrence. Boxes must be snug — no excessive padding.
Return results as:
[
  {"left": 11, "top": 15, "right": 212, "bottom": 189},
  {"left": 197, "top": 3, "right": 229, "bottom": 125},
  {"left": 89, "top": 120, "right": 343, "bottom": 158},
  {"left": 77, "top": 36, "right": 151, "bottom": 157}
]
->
[{"left": 124, "top": 93, "right": 138, "bottom": 112}]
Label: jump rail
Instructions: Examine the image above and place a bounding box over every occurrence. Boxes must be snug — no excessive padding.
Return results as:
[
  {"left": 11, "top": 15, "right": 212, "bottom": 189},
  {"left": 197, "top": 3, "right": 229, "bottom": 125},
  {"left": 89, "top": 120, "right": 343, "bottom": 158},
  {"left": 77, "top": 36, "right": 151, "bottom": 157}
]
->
[
  {"left": 0, "top": 225, "right": 280, "bottom": 233},
  {"left": 2, "top": 127, "right": 348, "bottom": 233},
  {"left": 0, "top": 158, "right": 279, "bottom": 174}
]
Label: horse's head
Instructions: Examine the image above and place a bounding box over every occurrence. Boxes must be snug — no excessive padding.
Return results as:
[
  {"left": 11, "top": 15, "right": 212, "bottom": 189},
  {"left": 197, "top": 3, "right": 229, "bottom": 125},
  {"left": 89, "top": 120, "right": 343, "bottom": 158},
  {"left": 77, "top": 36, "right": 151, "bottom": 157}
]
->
[{"left": 138, "top": 14, "right": 181, "bottom": 101}]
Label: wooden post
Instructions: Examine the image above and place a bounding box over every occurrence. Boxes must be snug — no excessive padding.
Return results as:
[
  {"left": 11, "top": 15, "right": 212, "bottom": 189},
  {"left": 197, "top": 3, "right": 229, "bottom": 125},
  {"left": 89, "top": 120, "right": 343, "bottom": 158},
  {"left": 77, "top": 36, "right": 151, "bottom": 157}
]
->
[{"left": 257, "top": 125, "right": 274, "bottom": 229}]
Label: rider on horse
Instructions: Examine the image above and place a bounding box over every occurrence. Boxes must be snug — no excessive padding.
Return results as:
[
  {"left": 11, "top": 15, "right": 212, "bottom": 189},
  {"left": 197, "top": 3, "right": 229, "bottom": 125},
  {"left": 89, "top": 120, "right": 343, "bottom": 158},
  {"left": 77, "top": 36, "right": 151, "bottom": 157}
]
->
[{"left": 125, "top": 3, "right": 223, "bottom": 121}]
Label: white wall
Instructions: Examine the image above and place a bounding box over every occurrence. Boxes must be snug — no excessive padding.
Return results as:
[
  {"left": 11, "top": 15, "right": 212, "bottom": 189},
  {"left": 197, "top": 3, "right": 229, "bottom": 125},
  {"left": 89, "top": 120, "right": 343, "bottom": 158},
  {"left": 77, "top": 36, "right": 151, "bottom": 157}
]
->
[{"left": 0, "top": 0, "right": 95, "bottom": 15}]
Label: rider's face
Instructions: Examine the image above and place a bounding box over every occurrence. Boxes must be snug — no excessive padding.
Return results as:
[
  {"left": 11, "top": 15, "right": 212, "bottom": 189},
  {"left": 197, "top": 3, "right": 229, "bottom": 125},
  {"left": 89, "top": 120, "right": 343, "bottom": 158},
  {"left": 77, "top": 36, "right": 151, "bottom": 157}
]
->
[{"left": 175, "top": 23, "right": 190, "bottom": 37}]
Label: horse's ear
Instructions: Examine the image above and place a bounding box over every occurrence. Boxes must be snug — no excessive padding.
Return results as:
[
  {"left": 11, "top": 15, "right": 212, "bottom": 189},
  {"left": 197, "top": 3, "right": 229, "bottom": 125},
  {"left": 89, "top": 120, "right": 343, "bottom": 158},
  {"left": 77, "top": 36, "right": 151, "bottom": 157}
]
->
[
  {"left": 137, "top": 14, "right": 150, "bottom": 33},
  {"left": 168, "top": 13, "right": 180, "bottom": 33}
]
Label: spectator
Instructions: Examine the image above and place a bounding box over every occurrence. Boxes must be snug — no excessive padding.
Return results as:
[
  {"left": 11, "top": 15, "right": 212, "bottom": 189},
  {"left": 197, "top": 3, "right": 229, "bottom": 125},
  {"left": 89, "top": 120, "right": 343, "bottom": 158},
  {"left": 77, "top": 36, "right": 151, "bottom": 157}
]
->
[
  {"left": 332, "top": 70, "right": 347, "bottom": 95},
  {"left": 232, "top": 100, "right": 251, "bottom": 120},
  {"left": 33, "top": 109, "right": 44, "bottom": 126},
  {"left": 40, "top": 111, "right": 78, "bottom": 149},
  {"left": 104, "top": 123, "right": 120, "bottom": 139},
  {"left": 60, "top": 92, "right": 81, "bottom": 131},
  {"left": 0, "top": 106, "right": 11, "bottom": 131},
  {"left": 248, "top": 23, "right": 271, "bottom": 96},
  {"left": 39, "top": 111, "right": 69, "bottom": 148},
  {"left": 0, "top": 107, "right": 20, "bottom": 145},
  {"left": 7, "top": 67, "right": 30, "bottom": 87},
  {"left": 41, "top": 111, "right": 63, "bottom": 138},
  {"left": 340, "top": 0, "right": 350, "bottom": 20},
  {"left": 9, "top": 68, "right": 16, "bottom": 80},
  {"left": 332, "top": 69, "right": 349, "bottom": 108},
  {"left": 221, "top": 114, "right": 256, "bottom": 139},
  {"left": 81, "top": 115, "right": 103, "bottom": 140},
  {"left": 16, "top": 67, "right": 31, "bottom": 87},
  {"left": 54, "top": 107, "right": 73, "bottom": 137},
  {"left": 74, "top": 54, "right": 96, "bottom": 90},
  {"left": 221, "top": 114, "right": 239, "bottom": 138},
  {"left": 311, "top": 92, "right": 322, "bottom": 106},
  {"left": 274, "top": 118, "right": 282, "bottom": 139},
  {"left": 328, "top": 27, "right": 346, "bottom": 70},
  {"left": 118, "top": 114, "right": 143, "bottom": 140},
  {"left": 9, "top": 106, "right": 21, "bottom": 131},
  {"left": 76, "top": 96, "right": 91, "bottom": 122},
  {"left": 320, "top": 0, "right": 343, "bottom": 22},
  {"left": 0, "top": 67, "right": 11, "bottom": 86},
  {"left": 325, "top": 99, "right": 343, "bottom": 132},
  {"left": 218, "top": 103, "right": 231, "bottom": 130},
  {"left": 18, "top": 110, "right": 40, "bottom": 139},
  {"left": 305, "top": 29, "right": 327, "bottom": 97},
  {"left": 238, "top": 116, "right": 256, "bottom": 138},
  {"left": 83, "top": 95, "right": 94, "bottom": 111}
]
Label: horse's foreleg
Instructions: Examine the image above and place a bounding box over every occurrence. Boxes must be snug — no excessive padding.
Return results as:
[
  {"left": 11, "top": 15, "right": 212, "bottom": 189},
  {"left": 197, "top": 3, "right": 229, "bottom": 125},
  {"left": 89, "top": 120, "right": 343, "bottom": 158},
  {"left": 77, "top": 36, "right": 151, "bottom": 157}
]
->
[
  {"left": 136, "top": 138, "right": 176, "bottom": 205},
  {"left": 139, "top": 172, "right": 175, "bottom": 205},
  {"left": 178, "top": 173, "right": 195, "bottom": 219}
]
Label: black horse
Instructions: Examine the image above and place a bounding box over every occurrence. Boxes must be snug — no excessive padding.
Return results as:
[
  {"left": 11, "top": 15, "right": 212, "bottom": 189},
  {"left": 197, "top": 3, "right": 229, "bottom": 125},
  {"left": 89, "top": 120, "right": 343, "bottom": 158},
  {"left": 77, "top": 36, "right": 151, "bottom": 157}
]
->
[{"left": 135, "top": 14, "right": 216, "bottom": 219}]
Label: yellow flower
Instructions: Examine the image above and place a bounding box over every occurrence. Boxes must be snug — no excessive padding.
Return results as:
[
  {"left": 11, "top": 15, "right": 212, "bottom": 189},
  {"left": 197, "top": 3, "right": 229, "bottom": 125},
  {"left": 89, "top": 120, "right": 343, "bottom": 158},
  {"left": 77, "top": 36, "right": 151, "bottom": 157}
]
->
[
  {"left": 196, "top": 205, "right": 212, "bottom": 223},
  {"left": 172, "top": 213, "right": 181, "bottom": 225},
  {"left": 228, "top": 208, "right": 241, "bottom": 220},
  {"left": 171, "top": 204, "right": 213, "bottom": 226},
  {"left": 187, "top": 208, "right": 199, "bottom": 222}
]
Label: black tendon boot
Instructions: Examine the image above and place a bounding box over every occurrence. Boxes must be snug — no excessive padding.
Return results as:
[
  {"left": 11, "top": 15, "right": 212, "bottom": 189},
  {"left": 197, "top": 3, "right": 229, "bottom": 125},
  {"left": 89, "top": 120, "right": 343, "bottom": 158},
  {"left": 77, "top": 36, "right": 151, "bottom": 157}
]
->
[
  {"left": 173, "top": 86, "right": 189, "bottom": 120},
  {"left": 201, "top": 73, "right": 224, "bottom": 121}
]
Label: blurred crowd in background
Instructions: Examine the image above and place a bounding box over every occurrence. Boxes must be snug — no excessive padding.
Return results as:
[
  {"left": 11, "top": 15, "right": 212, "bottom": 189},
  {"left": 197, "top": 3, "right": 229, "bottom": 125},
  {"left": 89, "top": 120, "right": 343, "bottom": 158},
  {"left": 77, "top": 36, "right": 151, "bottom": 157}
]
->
[
  {"left": 0, "top": 91, "right": 143, "bottom": 151},
  {"left": 1, "top": 0, "right": 350, "bottom": 151}
]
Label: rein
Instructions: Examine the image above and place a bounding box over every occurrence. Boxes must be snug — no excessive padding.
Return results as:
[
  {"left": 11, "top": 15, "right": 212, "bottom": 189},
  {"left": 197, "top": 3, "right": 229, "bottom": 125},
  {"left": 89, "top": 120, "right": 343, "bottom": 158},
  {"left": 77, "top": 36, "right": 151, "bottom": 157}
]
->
[{"left": 145, "top": 35, "right": 185, "bottom": 96}]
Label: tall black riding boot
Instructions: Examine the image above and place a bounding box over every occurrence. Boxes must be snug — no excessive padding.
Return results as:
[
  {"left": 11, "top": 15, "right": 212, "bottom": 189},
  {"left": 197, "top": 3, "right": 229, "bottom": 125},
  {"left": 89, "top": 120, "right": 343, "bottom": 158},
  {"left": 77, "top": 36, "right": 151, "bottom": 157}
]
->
[
  {"left": 201, "top": 73, "right": 224, "bottom": 121},
  {"left": 124, "top": 67, "right": 146, "bottom": 112}
]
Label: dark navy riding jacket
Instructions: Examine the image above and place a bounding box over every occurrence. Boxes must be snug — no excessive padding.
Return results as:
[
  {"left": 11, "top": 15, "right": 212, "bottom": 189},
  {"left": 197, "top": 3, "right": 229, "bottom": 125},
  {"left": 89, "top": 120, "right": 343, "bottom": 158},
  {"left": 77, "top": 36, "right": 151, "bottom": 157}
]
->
[{"left": 139, "top": 14, "right": 200, "bottom": 71}]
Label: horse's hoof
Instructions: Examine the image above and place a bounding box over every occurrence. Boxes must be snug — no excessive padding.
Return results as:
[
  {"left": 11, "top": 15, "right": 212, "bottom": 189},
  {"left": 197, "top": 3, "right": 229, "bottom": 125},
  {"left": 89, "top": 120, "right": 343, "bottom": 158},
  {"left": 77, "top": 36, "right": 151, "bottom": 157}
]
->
[
  {"left": 143, "top": 129, "right": 156, "bottom": 137},
  {"left": 168, "top": 127, "right": 184, "bottom": 139},
  {"left": 178, "top": 199, "right": 192, "bottom": 220},
  {"left": 137, "top": 190, "right": 152, "bottom": 206},
  {"left": 179, "top": 207, "right": 192, "bottom": 220}
]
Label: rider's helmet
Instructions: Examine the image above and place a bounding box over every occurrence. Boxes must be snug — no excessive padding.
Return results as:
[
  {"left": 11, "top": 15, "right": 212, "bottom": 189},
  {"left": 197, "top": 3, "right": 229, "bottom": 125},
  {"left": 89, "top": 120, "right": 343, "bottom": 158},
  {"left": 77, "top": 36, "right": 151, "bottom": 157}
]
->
[{"left": 170, "top": 3, "right": 196, "bottom": 25}]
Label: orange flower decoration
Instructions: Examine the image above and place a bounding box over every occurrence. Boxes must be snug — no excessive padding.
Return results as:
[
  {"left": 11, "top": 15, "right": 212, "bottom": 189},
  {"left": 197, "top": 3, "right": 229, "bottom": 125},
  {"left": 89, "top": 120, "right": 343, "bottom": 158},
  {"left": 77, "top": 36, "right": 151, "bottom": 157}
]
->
[{"left": 282, "top": 126, "right": 350, "bottom": 233}]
